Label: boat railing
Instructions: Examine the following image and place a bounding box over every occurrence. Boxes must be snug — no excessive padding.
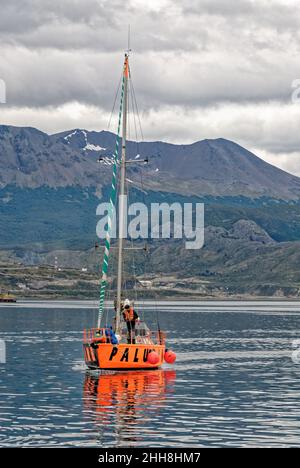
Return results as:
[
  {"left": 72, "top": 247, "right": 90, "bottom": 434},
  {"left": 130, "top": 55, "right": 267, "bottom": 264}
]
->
[
  {"left": 83, "top": 328, "right": 107, "bottom": 343},
  {"left": 83, "top": 327, "right": 166, "bottom": 345}
]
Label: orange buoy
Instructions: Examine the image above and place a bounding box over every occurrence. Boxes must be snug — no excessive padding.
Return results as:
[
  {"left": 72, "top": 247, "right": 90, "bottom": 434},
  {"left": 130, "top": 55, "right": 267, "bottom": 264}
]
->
[
  {"left": 147, "top": 351, "right": 159, "bottom": 365},
  {"left": 164, "top": 350, "right": 176, "bottom": 364}
]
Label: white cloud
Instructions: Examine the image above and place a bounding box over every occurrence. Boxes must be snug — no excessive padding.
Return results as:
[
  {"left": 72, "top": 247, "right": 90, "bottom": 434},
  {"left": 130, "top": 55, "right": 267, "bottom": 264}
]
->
[{"left": 252, "top": 149, "right": 300, "bottom": 176}]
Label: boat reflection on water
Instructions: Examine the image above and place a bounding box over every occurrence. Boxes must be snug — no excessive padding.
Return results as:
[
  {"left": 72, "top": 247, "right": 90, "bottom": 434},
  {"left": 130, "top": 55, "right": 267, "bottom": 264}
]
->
[{"left": 83, "top": 369, "right": 176, "bottom": 446}]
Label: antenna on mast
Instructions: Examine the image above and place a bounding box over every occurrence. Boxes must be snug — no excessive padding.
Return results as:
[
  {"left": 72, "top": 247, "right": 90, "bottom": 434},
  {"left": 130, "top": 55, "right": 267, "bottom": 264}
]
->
[{"left": 127, "top": 24, "right": 132, "bottom": 55}]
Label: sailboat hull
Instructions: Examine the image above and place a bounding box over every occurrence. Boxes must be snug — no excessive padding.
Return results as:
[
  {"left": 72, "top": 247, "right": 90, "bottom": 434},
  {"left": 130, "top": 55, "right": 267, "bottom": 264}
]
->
[{"left": 83, "top": 343, "right": 165, "bottom": 370}]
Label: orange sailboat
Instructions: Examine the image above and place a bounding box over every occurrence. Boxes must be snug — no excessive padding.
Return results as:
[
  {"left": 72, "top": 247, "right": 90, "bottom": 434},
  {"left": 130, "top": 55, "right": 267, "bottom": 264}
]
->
[
  {"left": 83, "top": 326, "right": 167, "bottom": 370},
  {"left": 83, "top": 53, "right": 176, "bottom": 370}
]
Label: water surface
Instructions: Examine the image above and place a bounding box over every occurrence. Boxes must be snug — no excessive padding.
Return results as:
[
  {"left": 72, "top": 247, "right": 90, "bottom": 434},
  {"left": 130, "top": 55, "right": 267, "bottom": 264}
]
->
[{"left": 0, "top": 300, "right": 300, "bottom": 447}]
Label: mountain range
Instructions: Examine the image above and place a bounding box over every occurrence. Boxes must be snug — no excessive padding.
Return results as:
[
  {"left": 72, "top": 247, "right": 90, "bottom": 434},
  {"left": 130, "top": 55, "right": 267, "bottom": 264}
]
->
[
  {"left": 1, "top": 125, "right": 300, "bottom": 200},
  {"left": 0, "top": 124, "right": 299, "bottom": 298}
]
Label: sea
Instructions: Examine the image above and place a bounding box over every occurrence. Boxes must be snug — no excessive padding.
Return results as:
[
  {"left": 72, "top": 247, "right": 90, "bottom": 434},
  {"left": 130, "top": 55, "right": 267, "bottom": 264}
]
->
[{"left": 0, "top": 300, "right": 300, "bottom": 447}]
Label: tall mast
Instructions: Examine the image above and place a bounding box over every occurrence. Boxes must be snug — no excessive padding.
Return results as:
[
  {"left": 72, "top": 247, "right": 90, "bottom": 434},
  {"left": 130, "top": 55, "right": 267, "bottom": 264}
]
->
[{"left": 115, "top": 54, "right": 129, "bottom": 334}]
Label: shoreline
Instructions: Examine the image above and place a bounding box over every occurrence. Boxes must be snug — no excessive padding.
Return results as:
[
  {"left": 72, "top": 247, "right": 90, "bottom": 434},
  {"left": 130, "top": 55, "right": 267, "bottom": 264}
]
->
[{"left": 1, "top": 297, "right": 300, "bottom": 305}]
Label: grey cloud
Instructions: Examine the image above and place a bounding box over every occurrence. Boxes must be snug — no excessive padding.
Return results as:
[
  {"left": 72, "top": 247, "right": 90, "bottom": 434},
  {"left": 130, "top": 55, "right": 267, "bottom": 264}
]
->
[
  {"left": 182, "top": 0, "right": 300, "bottom": 32},
  {"left": 182, "top": 0, "right": 255, "bottom": 17},
  {"left": 0, "top": 0, "right": 299, "bottom": 176},
  {"left": 0, "top": 0, "right": 299, "bottom": 111},
  {"left": 0, "top": 45, "right": 298, "bottom": 110},
  {"left": 1, "top": 0, "right": 298, "bottom": 54}
]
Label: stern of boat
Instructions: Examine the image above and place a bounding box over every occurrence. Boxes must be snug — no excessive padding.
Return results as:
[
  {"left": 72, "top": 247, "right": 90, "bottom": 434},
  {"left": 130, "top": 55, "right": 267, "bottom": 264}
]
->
[{"left": 83, "top": 326, "right": 166, "bottom": 370}]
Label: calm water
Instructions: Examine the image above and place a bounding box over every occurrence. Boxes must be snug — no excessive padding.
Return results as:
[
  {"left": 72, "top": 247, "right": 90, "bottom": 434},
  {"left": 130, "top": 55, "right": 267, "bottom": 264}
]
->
[{"left": 0, "top": 300, "right": 300, "bottom": 447}]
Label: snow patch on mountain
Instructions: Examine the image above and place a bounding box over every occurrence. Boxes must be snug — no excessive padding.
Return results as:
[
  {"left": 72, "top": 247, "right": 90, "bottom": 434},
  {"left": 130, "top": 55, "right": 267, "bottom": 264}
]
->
[
  {"left": 63, "top": 129, "right": 106, "bottom": 152},
  {"left": 64, "top": 129, "right": 78, "bottom": 143},
  {"left": 85, "top": 143, "right": 106, "bottom": 152}
]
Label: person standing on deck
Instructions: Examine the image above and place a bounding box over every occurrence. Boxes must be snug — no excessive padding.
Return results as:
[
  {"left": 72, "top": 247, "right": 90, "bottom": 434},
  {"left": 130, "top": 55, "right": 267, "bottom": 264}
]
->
[{"left": 123, "top": 298, "right": 139, "bottom": 344}]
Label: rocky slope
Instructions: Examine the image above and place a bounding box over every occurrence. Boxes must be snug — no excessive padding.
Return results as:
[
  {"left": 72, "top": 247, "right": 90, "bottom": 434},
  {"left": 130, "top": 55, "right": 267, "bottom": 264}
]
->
[
  {"left": 1, "top": 125, "right": 300, "bottom": 199},
  {"left": 1, "top": 220, "right": 299, "bottom": 298}
]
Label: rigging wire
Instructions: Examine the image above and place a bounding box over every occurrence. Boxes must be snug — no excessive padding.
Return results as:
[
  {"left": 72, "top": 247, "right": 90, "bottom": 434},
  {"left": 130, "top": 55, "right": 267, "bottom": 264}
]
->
[
  {"left": 129, "top": 76, "right": 140, "bottom": 150},
  {"left": 128, "top": 67, "right": 158, "bottom": 326},
  {"left": 107, "top": 71, "right": 123, "bottom": 131},
  {"left": 129, "top": 67, "right": 144, "bottom": 142},
  {"left": 127, "top": 76, "right": 140, "bottom": 306}
]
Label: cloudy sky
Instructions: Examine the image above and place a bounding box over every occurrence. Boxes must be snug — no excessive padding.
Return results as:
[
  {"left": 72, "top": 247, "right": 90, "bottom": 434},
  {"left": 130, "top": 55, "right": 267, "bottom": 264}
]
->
[{"left": 0, "top": 0, "right": 300, "bottom": 176}]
